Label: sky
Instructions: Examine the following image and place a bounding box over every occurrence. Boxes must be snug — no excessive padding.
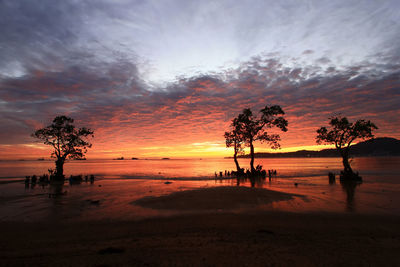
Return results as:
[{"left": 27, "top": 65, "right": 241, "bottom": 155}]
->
[{"left": 0, "top": 0, "right": 399, "bottom": 159}]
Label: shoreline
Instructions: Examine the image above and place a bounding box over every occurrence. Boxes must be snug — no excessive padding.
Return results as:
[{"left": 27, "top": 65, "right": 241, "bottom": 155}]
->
[{"left": 0, "top": 179, "right": 24, "bottom": 185}]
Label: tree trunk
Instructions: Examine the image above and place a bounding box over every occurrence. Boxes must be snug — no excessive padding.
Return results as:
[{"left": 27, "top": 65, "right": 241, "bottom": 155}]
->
[
  {"left": 55, "top": 158, "right": 65, "bottom": 180},
  {"left": 233, "top": 151, "right": 241, "bottom": 173},
  {"left": 233, "top": 140, "right": 240, "bottom": 174},
  {"left": 341, "top": 150, "right": 353, "bottom": 175},
  {"left": 250, "top": 139, "right": 255, "bottom": 173}
]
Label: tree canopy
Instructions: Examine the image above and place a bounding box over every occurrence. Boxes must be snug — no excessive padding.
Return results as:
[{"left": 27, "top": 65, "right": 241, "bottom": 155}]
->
[
  {"left": 232, "top": 105, "right": 288, "bottom": 173},
  {"left": 316, "top": 116, "right": 377, "bottom": 178},
  {"left": 32, "top": 115, "right": 94, "bottom": 178},
  {"left": 316, "top": 116, "right": 377, "bottom": 149}
]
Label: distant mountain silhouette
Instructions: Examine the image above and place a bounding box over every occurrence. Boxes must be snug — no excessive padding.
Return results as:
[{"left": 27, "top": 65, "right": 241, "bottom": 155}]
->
[{"left": 237, "top": 137, "right": 400, "bottom": 158}]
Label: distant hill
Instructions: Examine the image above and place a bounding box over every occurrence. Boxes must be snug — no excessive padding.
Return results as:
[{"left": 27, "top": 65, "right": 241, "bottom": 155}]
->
[{"left": 237, "top": 137, "right": 400, "bottom": 158}]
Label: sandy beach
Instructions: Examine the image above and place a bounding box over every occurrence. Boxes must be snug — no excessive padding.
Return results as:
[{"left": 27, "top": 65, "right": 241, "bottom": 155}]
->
[
  {"left": 133, "top": 186, "right": 298, "bottom": 211},
  {"left": 1, "top": 186, "right": 399, "bottom": 266}
]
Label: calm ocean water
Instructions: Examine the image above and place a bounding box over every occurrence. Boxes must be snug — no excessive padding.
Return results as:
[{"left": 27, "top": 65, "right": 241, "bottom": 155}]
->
[
  {"left": 1, "top": 157, "right": 399, "bottom": 181},
  {"left": 0, "top": 157, "right": 399, "bottom": 221}
]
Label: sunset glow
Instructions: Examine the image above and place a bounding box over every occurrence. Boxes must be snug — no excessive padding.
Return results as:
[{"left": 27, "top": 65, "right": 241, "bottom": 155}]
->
[{"left": 0, "top": 1, "right": 399, "bottom": 160}]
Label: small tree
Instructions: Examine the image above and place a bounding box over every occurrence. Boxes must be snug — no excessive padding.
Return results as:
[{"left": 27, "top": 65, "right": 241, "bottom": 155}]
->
[
  {"left": 234, "top": 106, "right": 288, "bottom": 173},
  {"left": 316, "top": 116, "right": 377, "bottom": 179},
  {"left": 32, "top": 115, "right": 94, "bottom": 180},
  {"left": 224, "top": 118, "right": 244, "bottom": 173}
]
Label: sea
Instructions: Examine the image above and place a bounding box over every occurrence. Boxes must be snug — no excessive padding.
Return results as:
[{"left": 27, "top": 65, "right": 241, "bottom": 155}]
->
[{"left": 0, "top": 157, "right": 399, "bottom": 221}]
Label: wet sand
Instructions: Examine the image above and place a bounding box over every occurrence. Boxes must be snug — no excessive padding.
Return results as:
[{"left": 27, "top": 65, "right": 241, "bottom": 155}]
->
[
  {"left": 133, "top": 186, "right": 298, "bottom": 211},
  {"left": 1, "top": 186, "right": 399, "bottom": 266}
]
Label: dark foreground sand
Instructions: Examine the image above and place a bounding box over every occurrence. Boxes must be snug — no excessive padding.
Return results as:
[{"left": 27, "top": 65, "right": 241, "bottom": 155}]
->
[{"left": 1, "top": 187, "right": 400, "bottom": 266}]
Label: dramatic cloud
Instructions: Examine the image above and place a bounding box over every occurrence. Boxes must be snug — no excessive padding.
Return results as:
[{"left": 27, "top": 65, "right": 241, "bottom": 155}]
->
[
  {"left": 0, "top": 0, "right": 399, "bottom": 158},
  {"left": 1, "top": 0, "right": 399, "bottom": 81},
  {"left": 1, "top": 54, "right": 399, "bottom": 158}
]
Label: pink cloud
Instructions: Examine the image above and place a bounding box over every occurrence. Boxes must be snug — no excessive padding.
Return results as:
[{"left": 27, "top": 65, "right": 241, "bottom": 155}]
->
[{"left": 1, "top": 56, "right": 399, "bottom": 158}]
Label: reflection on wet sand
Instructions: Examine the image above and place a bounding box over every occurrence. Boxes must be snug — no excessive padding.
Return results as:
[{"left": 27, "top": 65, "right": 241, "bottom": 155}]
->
[
  {"left": 216, "top": 173, "right": 364, "bottom": 213},
  {"left": 49, "top": 182, "right": 66, "bottom": 198},
  {"left": 340, "top": 180, "right": 362, "bottom": 212},
  {"left": 1, "top": 166, "right": 399, "bottom": 222}
]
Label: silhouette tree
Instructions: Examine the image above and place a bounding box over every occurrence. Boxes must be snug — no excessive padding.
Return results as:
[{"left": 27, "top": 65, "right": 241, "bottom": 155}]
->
[
  {"left": 224, "top": 118, "right": 244, "bottom": 173},
  {"left": 32, "top": 116, "right": 94, "bottom": 180},
  {"left": 316, "top": 116, "right": 377, "bottom": 179},
  {"left": 234, "top": 106, "right": 288, "bottom": 173}
]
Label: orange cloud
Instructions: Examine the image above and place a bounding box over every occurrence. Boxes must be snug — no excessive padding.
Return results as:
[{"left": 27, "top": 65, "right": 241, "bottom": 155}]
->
[{"left": 1, "top": 57, "right": 399, "bottom": 159}]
